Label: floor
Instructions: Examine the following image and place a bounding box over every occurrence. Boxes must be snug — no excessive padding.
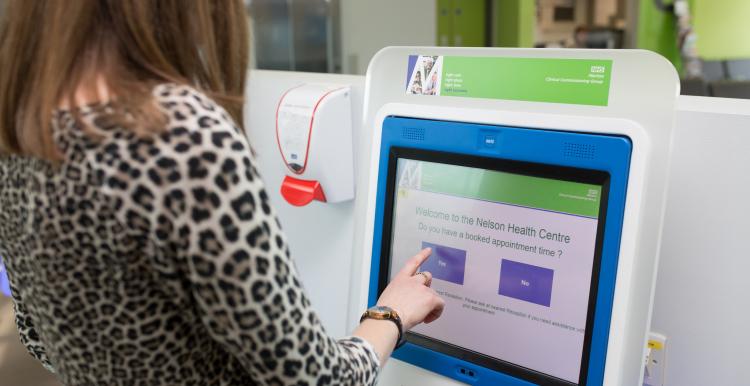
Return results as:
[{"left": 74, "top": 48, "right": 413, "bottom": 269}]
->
[{"left": 0, "top": 296, "right": 62, "bottom": 386}]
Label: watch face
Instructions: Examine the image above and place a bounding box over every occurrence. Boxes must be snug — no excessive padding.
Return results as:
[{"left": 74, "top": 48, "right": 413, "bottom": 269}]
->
[{"left": 369, "top": 306, "right": 396, "bottom": 318}]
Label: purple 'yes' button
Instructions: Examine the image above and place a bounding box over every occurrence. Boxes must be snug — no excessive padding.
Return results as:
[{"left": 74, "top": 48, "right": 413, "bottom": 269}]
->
[
  {"left": 498, "top": 259, "right": 554, "bottom": 307},
  {"left": 421, "top": 242, "right": 467, "bottom": 285}
]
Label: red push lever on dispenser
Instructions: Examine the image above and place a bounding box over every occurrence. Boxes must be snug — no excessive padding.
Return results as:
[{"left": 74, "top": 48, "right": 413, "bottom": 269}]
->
[{"left": 280, "top": 175, "right": 327, "bottom": 206}]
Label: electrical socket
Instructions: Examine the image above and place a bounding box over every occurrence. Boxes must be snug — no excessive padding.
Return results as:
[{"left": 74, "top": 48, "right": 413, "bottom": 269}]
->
[{"left": 643, "top": 332, "right": 668, "bottom": 386}]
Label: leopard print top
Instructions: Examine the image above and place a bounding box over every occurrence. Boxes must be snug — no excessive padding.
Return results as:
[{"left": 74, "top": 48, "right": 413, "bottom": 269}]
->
[{"left": 0, "top": 84, "right": 379, "bottom": 385}]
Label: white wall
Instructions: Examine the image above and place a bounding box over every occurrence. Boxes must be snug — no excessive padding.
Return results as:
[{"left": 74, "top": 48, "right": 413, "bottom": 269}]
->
[
  {"left": 650, "top": 96, "right": 750, "bottom": 386},
  {"left": 244, "top": 70, "right": 366, "bottom": 337},
  {"left": 340, "top": 0, "right": 436, "bottom": 74},
  {"left": 244, "top": 68, "right": 750, "bottom": 384}
]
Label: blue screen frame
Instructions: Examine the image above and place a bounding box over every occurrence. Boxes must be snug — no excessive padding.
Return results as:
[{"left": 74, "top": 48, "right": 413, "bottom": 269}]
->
[{"left": 367, "top": 116, "right": 632, "bottom": 385}]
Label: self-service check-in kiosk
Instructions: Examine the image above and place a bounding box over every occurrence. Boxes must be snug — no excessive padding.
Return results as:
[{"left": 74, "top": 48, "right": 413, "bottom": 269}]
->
[{"left": 352, "top": 48, "right": 678, "bottom": 385}]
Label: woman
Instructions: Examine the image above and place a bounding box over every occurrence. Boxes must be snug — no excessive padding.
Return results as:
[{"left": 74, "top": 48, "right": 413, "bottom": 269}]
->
[{"left": 0, "top": 1, "right": 444, "bottom": 385}]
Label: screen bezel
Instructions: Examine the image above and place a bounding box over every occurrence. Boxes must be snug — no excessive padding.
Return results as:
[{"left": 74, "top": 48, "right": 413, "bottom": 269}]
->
[{"left": 377, "top": 146, "right": 612, "bottom": 386}]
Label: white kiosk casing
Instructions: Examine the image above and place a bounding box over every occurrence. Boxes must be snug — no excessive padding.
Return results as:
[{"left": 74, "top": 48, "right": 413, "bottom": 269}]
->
[{"left": 350, "top": 47, "right": 678, "bottom": 385}]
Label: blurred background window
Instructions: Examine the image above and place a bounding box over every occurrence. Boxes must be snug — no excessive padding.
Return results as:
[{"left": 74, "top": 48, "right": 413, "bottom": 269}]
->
[
  {"left": 245, "top": 0, "right": 750, "bottom": 98},
  {"left": 247, "top": 0, "right": 341, "bottom": 73}
]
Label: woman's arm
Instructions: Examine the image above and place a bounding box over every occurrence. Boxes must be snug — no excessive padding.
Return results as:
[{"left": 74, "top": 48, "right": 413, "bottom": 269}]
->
[
  {"left": 353, "top": 249, "right": 444, "bottom": 365},
  {"left": 8, "top": 282, "right": 55, "bottom": 373},
  {"left": 106, "top": 85, "right": 444, "bottom": 384},
  {"left": 110, "top": 85, "right": 442, "bottom": 385}
]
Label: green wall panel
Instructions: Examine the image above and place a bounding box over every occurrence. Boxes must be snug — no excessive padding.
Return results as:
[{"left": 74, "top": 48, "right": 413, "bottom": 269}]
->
[
  {"left": 437, "top": 0, "right": 454, "bottom": 46},
  {"left": 492, "top": 0, "right": 535, "bottom": 48},
  {"left": 636, "top": 0, "right": 682, "bottom": 71},
  {"left": 694, "top": 0, "right": 750, "bottom": 60},
  {"left": 436, "top": 0, "right": 487, "bottom": 47}
]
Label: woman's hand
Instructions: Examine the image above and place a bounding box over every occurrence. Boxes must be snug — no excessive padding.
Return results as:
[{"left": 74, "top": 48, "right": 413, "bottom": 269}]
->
[
  {"left": 353, "top": 248, "right": 446, "bottom": 366},
  {"left": 377, "top": 248, "right": 446, "bottom": 330}
]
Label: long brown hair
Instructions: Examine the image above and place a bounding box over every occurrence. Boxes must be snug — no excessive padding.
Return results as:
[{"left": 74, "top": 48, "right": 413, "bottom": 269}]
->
[{"left": 0, "top": 0, "right": 249, "bottom": 159}]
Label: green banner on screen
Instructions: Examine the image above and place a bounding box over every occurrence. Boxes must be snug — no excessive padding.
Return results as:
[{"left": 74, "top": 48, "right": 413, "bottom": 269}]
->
[{"left": 412, "top": 161, "right": 603, "bottom": 218}]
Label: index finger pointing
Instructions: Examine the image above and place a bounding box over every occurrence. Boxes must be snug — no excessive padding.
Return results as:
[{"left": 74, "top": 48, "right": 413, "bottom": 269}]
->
[{"left": 397, "top": 247, "right": 432, "bottom": 279}]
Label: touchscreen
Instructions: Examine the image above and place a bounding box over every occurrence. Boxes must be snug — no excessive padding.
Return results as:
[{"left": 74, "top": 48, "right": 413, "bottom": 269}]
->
[{"left": 386, "top": 154, "right": 607, "bottom": 384}]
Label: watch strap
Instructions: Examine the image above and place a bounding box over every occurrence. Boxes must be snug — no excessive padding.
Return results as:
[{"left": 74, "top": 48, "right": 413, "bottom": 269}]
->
[{"left": 360, "top": 306, "right": 406, "bottom": 349}]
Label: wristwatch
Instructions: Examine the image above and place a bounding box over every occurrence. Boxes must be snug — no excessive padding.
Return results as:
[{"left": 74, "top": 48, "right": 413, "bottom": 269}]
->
[{"left": 360, "top": 305, "right": 406, "bottom": 349}]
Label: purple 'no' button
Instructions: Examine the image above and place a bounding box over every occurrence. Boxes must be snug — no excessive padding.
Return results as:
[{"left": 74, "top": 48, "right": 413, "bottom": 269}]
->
[
  {"left": 421, "top": 242, "right": 467, "bottom": 285},
  {"left": 499, "top": 259, "right": 554, "bottom": 307}
]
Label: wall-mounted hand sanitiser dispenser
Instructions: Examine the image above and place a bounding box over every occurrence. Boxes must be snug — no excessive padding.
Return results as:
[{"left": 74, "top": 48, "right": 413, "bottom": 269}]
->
[{"left": 275, "top": 83, "right": 354, "bottom": 206}]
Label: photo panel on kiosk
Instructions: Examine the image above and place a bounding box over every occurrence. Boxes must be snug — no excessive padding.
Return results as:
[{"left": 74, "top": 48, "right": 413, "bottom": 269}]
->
[
  {"left": 369, "top": 118, "right": 631, "bottom": 385},
  {"left": 360, "top": 48, "right": 678, "bottom": 386}
]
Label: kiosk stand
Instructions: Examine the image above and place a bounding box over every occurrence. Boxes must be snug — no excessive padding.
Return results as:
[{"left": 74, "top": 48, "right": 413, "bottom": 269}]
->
[{"left": 351, "top": 48, "right": 678, "bottom": 385}]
